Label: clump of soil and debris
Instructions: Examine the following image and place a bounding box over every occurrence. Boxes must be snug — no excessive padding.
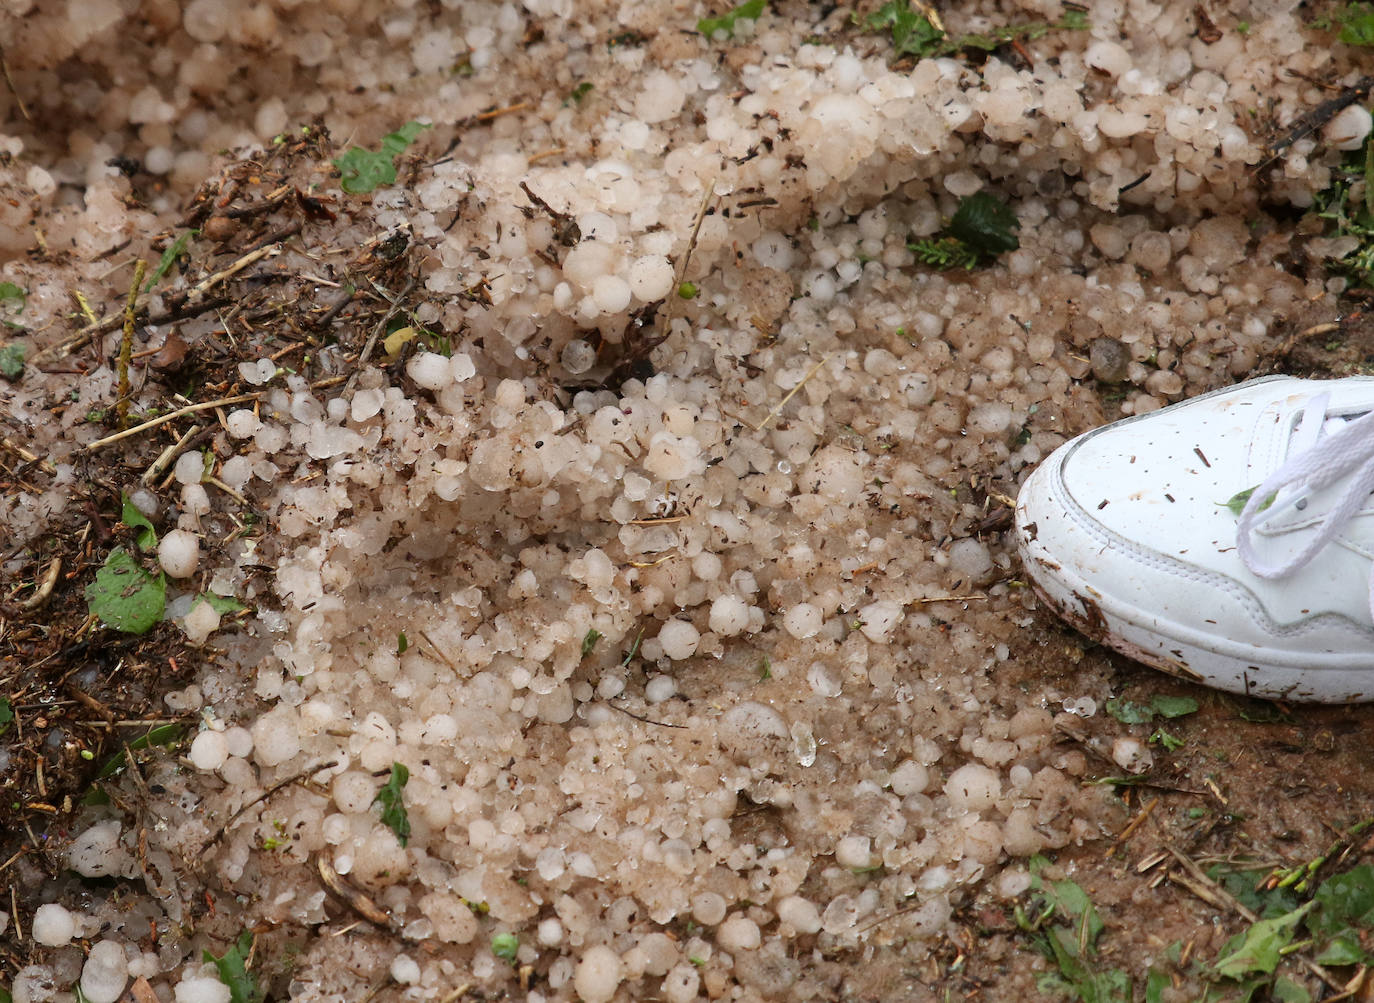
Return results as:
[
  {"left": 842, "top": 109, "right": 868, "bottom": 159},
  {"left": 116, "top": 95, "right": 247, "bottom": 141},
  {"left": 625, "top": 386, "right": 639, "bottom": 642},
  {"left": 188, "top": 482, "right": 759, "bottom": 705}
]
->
[{"left": 4, "top": 0, "right": 1374, "bottom": 1001}]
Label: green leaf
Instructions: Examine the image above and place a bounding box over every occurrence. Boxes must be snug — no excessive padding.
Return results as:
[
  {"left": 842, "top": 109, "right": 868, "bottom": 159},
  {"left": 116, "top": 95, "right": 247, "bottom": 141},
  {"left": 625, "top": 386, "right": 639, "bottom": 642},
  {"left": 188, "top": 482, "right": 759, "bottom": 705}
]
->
[
  {"left": 867, "top": 0, "right": 945, "bottom": 59},
  {"left": 203, "top": 931, "right": 263, "bottom": 1003},
  {"left": 1213, "top": 902, "right": 1312, "bottom": 979},
  {"left": 196, "top": 593, "right": 247, "bottom": 615},
  {"left": 334, "top": 121, "right": 432, "bottom": 194},
  {"left": 570, "top": 82, "right": 593, "bottom": 103},
  {"left": 1145, "top": 967, "right": 1169, "bottom": 1003},
  {"left": 397, "top": 631, "right": 408, "bottom": 654},
  {"left": 581, "top": 628, "right": 602, "bottom": 659},
  {"left": 85, "top": 548, "right": 166, "bottom": 634},
  {"left": 1225, "top": 486, "right": 1277, "bottom": 516},
  {"left": 1105, "top": 697, "right": 1154, "bottom": 725},
  {"left": 145, "top": 230, "right": 197, "bottom": 292},
  {"left": 491, "top": 932, "right": 519, "bottom": 961},
  {"left": 0, "top": 342, "right": 23, "bottom": 379},
  {"left": 757, "top": 655, "right": 772, "bottom": 680},
  {"left": 1272, "top": 976, "right": 1312, "bottom": 1003},
  {"left": 1337, "top": 2, "right": 1374, "bottom": 44},
  {"left": 1149, "top": 728, "right": 1184, "bottom": 751},
  {"left": 907, "top": 236, "right": 981, "bottom": 270},
  {"left": 947, "top": 191, "right": 1021, "bottom": 257},
  {"left": 121, "top": 493, "right": 158, "bottom": 551},
  {"left": 1313, "top": 936, "right": 1365, "bottom": 965},
  {"left": 697, "top": 0, "right": 766, "bottom": 38},
  {"left": 0, "top": 697, "right": 12, "bottom": 736},
  {"left": 0, "top": 281, "right": 24, "bottom": 311},
  {"left": 373, "top": 762, "right": 411, "bottom": 847},
  {"left": 1306, "top": 863, "right": 1374, "bottom": 964},
  {"left": 1150, "top": 695, "right": 1198, "bottom": 718}
]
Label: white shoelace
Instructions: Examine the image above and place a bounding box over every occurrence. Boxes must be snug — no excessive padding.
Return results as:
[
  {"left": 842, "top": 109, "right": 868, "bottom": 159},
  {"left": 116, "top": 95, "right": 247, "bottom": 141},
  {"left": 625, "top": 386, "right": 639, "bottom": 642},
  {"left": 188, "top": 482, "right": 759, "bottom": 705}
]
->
[{"left": 1237, "top": 393, "right": 1374, "bottom": 620}]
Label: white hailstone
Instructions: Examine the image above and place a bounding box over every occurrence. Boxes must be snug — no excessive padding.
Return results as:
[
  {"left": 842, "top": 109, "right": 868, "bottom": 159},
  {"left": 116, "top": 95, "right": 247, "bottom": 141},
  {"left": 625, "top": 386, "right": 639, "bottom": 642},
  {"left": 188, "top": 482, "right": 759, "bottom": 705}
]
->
[
  {"left": 188, "top": 730, "right": 229, "bottom": 771},
  {"left": 1325, "top": 103, "right": 1373, "bottom": 151},
  {"left": 591, "top": 274, "right": 631, "bottom": 313},
  {"left": 890, "top": 759, "right": 929, "bottom": 796},
  {"left": 251, "top": 706, "right": 301, "bottom": 767},
  {"left": 708, "top": 594, "right": 750, "bottom": 636},
  {"left": 225, "top": 409, "right": 259, "bottom": 438},
  {"left": 947, "top": 538, "right": 994, "bottom": 582},
  {"left": 31, "top": 904, "right": 76, "bottom": 946},
  {"left": 350, "top": 388, "right": 384, "bottom": 421},
  {"left": 776, "top": 895, "right": 823, "bottom": 935},
  {"left": 407, "top": 351, "right": 451, "bottom": 390},
  {"left": 81, "top": 941, "right": 129, "bottom": 1003},
  {"left": 835, "top": 835, "right": 873, "bottom": 870},
  {"left": 945, "top": 763, "right": 1002, "bottom": 812},
  {"left": 573, "top": 945, "right": 623, "bottom": 1003},
  {"left": 173, "top": 450, "right": 204, "bottom": 485},
  {"left": 782, "top": 602, "right": 822, "bottom": 639},
  {"left": 174, "top": 977, "right": 232, "bottom": 1003},
  {"left": 390, "top": 955, "right": 421, "bottom": 985},
  {"left": 691, "top": 891, "right": 728, "bottom": 925},
  {"left": 449, "top": 353, "right": 477, "bottom": 381},
  {"left": 716, "top": 914, "right": 761, "bottom": 952},
  {"left": 223, "top": 726, "right": 254, "bottom": 758},
  {"left": 634, "top": 71, "right": 685, "bottom": 123},
  {"left": 643, "top": 431, "right": 702, "bottom": 480},
  {"left": 858, "top": 600, "right": 903, "bottom": 643},
  {"left": 1112, "top": 737, "right": 1153, "bottom": 773},
  {"left": 645, "top": 675, "right": 676, "bottom": 703},
  {"left": 69, "top": 821, "right": 129, "bottom": 878},
  {"left": 537, "top": 917, "right": 564, "bottom": 946},
  {"left": 561, "top": 339, "right": 597, "bottom": 374},
  {"left": 1084, "top": 40, "right": 1131, "bottom": 77},
  {"left": 662, "top": 963, "right": 700, "bottom": 1003},
  {"left": 182, "top": 599, "right": 221, "bottom": 645},
  {"left": 157, "top": 530, "right": 200, "bottom": 579},
  {"left": 237, "top": 358, "right": 275, "bottom": 385},
  {"left": 657, "top": 620, "right": 699, "bottom": 659},
  {"left": 627, "top": 254, "right": 674, "bottom": 300}
]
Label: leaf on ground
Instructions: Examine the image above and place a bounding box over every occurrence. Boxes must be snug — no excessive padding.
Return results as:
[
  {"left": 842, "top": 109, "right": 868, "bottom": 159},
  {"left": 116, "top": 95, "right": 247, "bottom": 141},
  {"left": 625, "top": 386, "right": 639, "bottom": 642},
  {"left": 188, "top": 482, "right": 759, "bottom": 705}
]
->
[
  {"left": 95, "top": 723, "right": 187, "bottom": 779},
  {"left": 1272, "top": 975, "right": 1313, "bottom": 1003},
  {"left": 866, "top": 0, "right": 945, "bottom": 59},
  {"left": 145, "top": 230, "right": 197, "bottom": 292},
  {"left": 697, "top": 0, "right": 766, "bottom": 38},
  {"left": 0, "top": 696, "right": 12, "bottom": 736},
  {"left": 334, "top": 121, "right": 431, "bottom": 194},
  {"left": 1337, "top": 2, "right": 1374, "bottom": 45},
  {"left": 1150, "top": 694, "right": 1198, "bottom": 718},
  {"left": 85, "top": 548, "right": 166, "bottom": 634},
  {"left": 1307, "top": 863, "right": 1374, "bottom": 964},
  {"left": 0, "top": 281, "right": 24, "bottom": 311},
  {"left": 947, "top": 191, "right": 1021, "bottom": 257},
  {"left": 203, "top": 930, "right": 263, "bottom": 1003},
  {"left": 1105, "top": 697, "right": 1154, "bottom": 725},
  {"left": 491, "top": 932, "right": 519, "bottom": 961},
  {"left": 121, "top": 493, "right": 158, "bottom": 551},
  {"left": 1213, "top": 901, "right": 1312, "bottom": 979},
  {"left": 0, "top": 342, "right": 23, "bottom": 378},
  {"left": 373, "top": 761, "right": 411, "bottom": 846},
  {"left": 581, "top": 628, "right": 602, "bottom": 659},
  {"left": 1145, "top": 967, "right": 1169, "bottom": 1003}
]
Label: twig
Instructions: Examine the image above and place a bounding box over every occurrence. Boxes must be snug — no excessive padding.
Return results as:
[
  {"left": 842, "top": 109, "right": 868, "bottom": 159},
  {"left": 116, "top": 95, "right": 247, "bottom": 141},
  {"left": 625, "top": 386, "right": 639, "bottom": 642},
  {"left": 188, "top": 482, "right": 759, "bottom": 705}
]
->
[
  {"left": 756, "top": 353, "right": 831, "bottom": 432},
  {"left": 186, "top": 243, "right": 281, "bottom": 301},
  {"left": 607, "top": 699, "right": 686, "bottom": 729},
  {"left": 204, "top": 760, "right": 338, "bottom": 852},
  {"left": 655, "top": 181, "right": 718, "bottom": 344},
  {"left": 1105, "top": 796, "right": 1159, "bottom": 856},
  {"left": 19, "top": 557, "right": 60, "bottom": 611},
  {"left": 140, "top": 424, "right": 204, "bottom": 485},
  {"left": 0, "top": 434, "right": 57, "bottom": 474},
  {"left": 0, "top": 45, "right": 29, "bottom": 122},
  {"left": 346, "top": 277, "right": 415, "bottom": 391},
  {"left": 117, "top": 260, "right": 148, "bottom": 427}
]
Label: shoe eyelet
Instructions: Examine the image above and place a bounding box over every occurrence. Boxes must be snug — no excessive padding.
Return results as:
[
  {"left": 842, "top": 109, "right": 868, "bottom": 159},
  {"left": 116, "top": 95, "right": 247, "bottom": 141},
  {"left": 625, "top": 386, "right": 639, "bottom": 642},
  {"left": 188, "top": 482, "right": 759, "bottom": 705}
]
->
[{"left": 1296, "top": 498, "right": 1308, "bottom": 510}]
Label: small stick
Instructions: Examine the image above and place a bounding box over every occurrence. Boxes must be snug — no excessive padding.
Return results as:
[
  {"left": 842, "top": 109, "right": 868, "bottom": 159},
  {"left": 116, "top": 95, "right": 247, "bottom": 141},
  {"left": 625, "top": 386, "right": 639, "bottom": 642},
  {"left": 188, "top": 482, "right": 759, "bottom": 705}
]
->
[
  {"left": 346, "top": 278, "right": 415, "bottom": 391},
  {"left": 19, "top": 557, "right": 60, "bottom": 611},
  {"left": 475, "top": 101, "right": 529, "bottom": 122},
  {"left": 756, "top": 353, "right": 831, "bottom": 431},
  {"left": 89, "top": 395, "right": 257, "bottom": 452},
  {"left": 140, "top": 424, "right": 203, "bottom": 485},
  {"left": 0, "top": 434, "right": 57, "bottom": 474},
  {"left": 0, "top": 45, "right": 29, "bottom": 122},
  {"left": 204, "top": 760, "right": 339, "bottom": 852},
  {"left": 117, "top": 260, "right": 148, "bottom": 428},
  {"left": 1104, "top": 796, "right": 1159, "bottom": 856},
  {"left": 187, "top": 243, "right": 281, "bottom": 301}
]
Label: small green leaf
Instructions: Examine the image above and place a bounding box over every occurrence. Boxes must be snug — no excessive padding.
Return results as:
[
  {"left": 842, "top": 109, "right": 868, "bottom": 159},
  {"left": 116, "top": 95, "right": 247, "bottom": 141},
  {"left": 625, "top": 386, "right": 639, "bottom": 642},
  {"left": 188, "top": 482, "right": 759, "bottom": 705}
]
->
[
  {"left": 196, "top": 593, "right": 247, "bottom": 615},
  {"left": 1105, "top": 697, "right": 1154, "bottom": 725},
  {"left": 867, "top": 0, "right": 945, "bottom": 59},
  {"left": 1225, "top": 486, "right": 1277, "bottom": 516},
  {"left": 1149, "top": 728, "right": 1185, "bottom": 751},
  {"left": 203, "top": 931, "right": 263, "bottom": 1003},
  {"left": 0, "top": 281, "right": 24, "bottom": 310},
  {"left": 1313, "top": 936, "right": 1365, "bottom": 965},
  {"left": 570, "top": 82, "right": 593, "bottom": 103},
  {"left": 1213, "top": 902, "right": 1312, "bottom": 979},
  {"left": 697, "top": 0, "right": 766, "bottom": 38},
  {"left": 491, "top": 932, "right": 519, "bottom": 961},
  {"left": 1272, "top": 976, "right": 1313, "bottom": 1003},
  {"left": 397, "top": 631, "right": 408, "bottom": 654},
  {"left": 145, "top": 230, "right": 197, "bottom": 292},
  {"left": 0, "top": 697, "right": 12, "bottom": 736},
  {"left": 0, "top": 342, "right": 23, "bottom": 379},
  {"left": 334, "top": 121, "right": 432, "bottom": 194},
  {"left": 373, "top": 762, "right": 411, "bottom": 847},
  {"left": 121, "top": 493, "right": 158, "bottom": 551},
  {"left": 581, "top": 628, "right": 602, "bottom": 659},
  {"left": 757, "top": 655, "right": 772, "bottom": 680},
  {"left": 947, "top": 191, "right": 1021, "bottom": 258},
  {"left": 1150, "top": 695, "right": 1198, "bottom": 718},
  {"left": 96, "top": 723, "right": 187, "bottom": 779},
  {"left": 1337, "top": 2, "right": 1374, "bottom": 44},
  {"left": 678, "top": 281, "right": 699, "bottom": 299},
  {"left": 86, "top": 548, "right": 166, "bottom": 634},
  {"left": 1145, "top": 966, "right": 1169, "bottom": 1003}
]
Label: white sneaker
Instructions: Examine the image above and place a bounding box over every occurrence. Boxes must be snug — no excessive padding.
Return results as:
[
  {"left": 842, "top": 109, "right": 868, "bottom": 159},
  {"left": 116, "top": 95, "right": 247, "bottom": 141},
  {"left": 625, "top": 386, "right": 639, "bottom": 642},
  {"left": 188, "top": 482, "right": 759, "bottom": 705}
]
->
[{"left": 1014, "top": 375, "right": 1374, "bottom": 703}]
